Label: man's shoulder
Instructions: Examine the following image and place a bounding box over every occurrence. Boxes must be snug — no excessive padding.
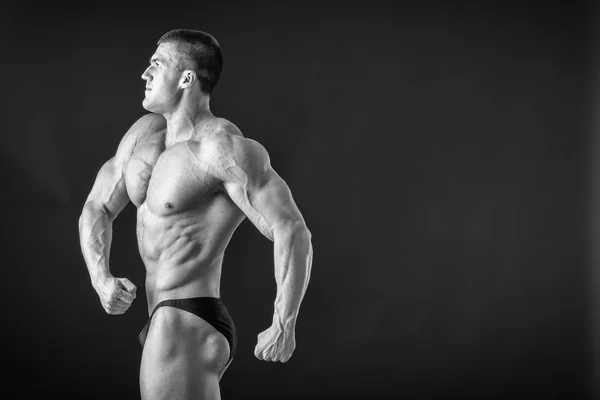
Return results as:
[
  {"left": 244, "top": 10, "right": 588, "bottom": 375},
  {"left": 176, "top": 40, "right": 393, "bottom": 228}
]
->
[
  {"left": 126, "top": 113, "right": 166, "bottom": 141},
  {"left": 203, "top": 118, "right": 268, "bottom": 162}
]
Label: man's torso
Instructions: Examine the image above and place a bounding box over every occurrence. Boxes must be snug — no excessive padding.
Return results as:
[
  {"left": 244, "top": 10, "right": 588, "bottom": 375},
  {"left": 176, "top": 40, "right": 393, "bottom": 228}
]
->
[{"left": 123, "top": 117, "right": 246, "bottom": 311}]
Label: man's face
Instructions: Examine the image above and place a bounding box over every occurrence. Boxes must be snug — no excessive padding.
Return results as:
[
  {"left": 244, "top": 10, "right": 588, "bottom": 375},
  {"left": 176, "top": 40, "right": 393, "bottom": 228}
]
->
[{"left": 141, "top": 42, "right": 184, "bottom": 113}]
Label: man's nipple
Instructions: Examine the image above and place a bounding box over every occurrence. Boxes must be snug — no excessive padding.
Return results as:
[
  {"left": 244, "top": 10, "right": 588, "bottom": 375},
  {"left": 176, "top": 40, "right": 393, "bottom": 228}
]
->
[{"left": 165, "top": 202, "right": 174, "bottom": 210}]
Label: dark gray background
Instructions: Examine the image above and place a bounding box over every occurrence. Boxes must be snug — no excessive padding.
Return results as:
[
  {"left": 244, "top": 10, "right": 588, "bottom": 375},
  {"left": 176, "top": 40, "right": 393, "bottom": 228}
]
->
[{"left": 2, "top": 1, "right": 596, "bottom": 399}]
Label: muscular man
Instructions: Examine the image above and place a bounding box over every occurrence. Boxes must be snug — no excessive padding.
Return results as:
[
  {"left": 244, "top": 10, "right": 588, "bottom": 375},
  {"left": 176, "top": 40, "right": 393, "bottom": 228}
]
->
[{"left": 78, "top": 29, "right": 313, "bottom": 400}]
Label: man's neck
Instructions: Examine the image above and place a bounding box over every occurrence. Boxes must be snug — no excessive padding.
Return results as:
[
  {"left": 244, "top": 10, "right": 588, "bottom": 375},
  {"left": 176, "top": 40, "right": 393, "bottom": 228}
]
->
[{"left": 163, "top": 97, "right": 213, "bottom": 147}]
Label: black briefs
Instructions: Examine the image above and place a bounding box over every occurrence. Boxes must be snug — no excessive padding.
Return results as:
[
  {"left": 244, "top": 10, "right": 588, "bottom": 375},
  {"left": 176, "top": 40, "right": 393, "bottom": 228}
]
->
[{"left": 138, "top": 297, "right": 237, "bottom": 363}]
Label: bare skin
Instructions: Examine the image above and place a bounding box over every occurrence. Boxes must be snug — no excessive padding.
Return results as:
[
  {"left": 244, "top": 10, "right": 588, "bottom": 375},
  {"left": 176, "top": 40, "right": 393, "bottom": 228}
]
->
[{"left": 78, "top": 40, "right": 313, "bottom": 400}]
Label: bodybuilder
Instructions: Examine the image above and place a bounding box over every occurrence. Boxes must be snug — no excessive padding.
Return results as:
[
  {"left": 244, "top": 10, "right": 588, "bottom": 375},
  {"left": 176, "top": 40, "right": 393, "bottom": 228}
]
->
[{"left": 78, "top": 29, "right": 313, "bottom": 400}]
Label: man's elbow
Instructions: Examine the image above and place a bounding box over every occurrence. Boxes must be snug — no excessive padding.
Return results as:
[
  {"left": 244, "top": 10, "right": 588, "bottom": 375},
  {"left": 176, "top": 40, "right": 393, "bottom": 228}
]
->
[
  {"left": 298, "top": 222, "right": 312, "bottom": 242},
  {"left": 275, "top": 220, "right": 312, "bottom": 243}
]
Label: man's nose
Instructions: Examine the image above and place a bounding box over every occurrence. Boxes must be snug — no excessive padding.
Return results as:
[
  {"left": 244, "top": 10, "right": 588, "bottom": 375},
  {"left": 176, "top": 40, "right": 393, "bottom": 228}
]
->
[{"left": 141, "top": 67, "right": 151, "bottom": 81}]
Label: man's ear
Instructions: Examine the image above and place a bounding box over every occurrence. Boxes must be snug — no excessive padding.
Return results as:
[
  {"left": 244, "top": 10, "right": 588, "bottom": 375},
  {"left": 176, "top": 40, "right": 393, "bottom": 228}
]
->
[{"left": 180, "top": 70, "right": 196, "bottom": 88}]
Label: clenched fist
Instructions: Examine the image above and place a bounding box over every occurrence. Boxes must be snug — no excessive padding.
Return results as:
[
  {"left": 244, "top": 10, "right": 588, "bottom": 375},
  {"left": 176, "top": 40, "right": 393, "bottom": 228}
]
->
[
  {"left": 254, "top": 323, "right": 296, "bottom": 363},
  {"left": 95, "top": 276, "right": 137, "bottom": 315}
]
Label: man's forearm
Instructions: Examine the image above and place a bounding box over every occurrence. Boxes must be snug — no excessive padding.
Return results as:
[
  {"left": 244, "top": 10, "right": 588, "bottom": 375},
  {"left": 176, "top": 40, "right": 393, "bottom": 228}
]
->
[
  {"left": 272, "top": 221, "right": 313, "bottom": 328},
  {"left": 79, "top": 202, "right": 114, "bottom": 289}
]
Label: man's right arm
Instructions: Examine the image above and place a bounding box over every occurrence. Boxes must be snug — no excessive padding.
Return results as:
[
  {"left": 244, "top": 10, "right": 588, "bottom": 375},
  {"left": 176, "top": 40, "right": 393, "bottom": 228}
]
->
[{"left": 78, "top": 114, "right": 161, "bottom": 314}]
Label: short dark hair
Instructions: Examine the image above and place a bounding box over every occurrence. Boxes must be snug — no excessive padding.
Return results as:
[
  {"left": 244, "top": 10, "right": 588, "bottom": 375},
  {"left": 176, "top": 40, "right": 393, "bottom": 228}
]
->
[{"left": 157, "top": 29, "right": 223, "bottom": 96}]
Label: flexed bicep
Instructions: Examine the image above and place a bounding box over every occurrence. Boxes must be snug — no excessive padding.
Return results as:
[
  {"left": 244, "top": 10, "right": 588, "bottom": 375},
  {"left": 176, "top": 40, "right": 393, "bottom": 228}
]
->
[
  {"left": 83, "top": 129, "right": 137, "bottom": 219},
  {"left": 84, "top": 157, "right": 130, "bottom": 220}
]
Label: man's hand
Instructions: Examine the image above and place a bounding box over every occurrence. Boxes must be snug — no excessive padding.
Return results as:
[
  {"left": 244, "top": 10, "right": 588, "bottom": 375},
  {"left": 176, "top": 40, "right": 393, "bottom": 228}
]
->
[
  {"left": 254, "top": 323, "right": 296, "bottom": 363},
  {"left": 94, "top": 276, "right": 137, "bottom": 315}
]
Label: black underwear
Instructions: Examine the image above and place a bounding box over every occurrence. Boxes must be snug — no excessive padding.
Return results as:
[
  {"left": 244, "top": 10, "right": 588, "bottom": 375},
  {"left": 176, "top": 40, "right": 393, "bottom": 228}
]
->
[{"left": 138, "top": 297, "right": 237, "bottom": 363}]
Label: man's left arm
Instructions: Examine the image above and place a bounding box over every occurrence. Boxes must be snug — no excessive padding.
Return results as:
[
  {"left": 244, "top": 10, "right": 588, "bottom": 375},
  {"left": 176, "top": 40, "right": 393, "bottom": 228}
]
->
[{"left": 210, "top": 135, "right": 313, "bottom": 363}]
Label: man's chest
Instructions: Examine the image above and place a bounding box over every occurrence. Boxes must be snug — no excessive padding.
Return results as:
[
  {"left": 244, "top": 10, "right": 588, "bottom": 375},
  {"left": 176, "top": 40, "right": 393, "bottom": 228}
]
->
[{"left": 124, "top": 139, "right": 221, "bottom": 213}]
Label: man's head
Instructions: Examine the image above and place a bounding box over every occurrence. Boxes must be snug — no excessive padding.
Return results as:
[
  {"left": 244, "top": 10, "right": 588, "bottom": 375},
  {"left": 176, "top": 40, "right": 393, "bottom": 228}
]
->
[
  {"left": 157, "top": 29, "right": 223, "bottom": 96},
  {"left": 141, "top": 29, "right": 223, "bottom": 113}
]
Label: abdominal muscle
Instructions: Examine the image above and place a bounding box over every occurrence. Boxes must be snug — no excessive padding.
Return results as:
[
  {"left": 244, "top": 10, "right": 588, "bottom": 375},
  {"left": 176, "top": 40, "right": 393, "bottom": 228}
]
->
[{"left": 136, "top": 196, "right": 244, "bottom": 314}]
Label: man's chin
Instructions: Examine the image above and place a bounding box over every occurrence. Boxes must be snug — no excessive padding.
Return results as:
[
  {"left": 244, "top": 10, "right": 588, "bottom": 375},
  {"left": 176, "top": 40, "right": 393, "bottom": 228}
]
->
[{"left": 142, "top": 99, "right": 154, "bottom": 112}]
